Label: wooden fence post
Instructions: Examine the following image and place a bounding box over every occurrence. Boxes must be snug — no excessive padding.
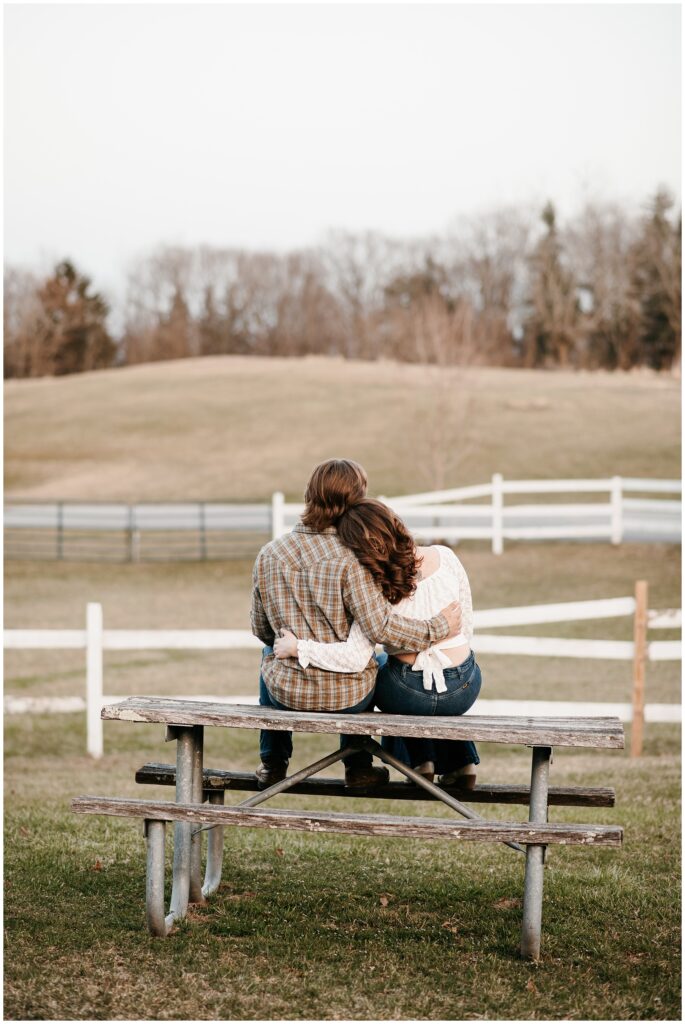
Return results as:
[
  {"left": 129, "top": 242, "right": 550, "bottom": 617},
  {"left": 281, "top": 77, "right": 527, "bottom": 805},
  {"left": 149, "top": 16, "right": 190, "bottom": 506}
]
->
[
  {"left": 492, "top": 474, "right": 504, "bottom": 556},
  {"left": 630, "top": 580, "right": 648, "bottom": 758},
  {"left": 86, "top": 602, "right": 104, "bottom": 759}
]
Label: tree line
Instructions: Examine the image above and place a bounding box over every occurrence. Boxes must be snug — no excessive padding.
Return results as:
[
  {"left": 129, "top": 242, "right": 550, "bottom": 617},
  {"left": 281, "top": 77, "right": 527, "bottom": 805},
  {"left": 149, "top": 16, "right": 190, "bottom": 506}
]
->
[{"left": 4, "top": 190, "right": 681, "bottom": 378}]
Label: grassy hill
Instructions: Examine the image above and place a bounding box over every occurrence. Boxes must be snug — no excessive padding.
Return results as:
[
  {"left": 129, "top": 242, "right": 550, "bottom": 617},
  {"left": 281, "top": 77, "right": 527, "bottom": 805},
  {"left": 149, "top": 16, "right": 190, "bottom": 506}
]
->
[{"left": 4, "top": 355, "right": 681, "bottom": 500}]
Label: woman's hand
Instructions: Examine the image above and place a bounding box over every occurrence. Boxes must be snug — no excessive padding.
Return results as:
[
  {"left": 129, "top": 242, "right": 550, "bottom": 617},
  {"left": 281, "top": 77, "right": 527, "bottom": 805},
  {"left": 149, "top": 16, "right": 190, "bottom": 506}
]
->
[{"left": 274, "top": 628, "right": 299, "bottom": 659}]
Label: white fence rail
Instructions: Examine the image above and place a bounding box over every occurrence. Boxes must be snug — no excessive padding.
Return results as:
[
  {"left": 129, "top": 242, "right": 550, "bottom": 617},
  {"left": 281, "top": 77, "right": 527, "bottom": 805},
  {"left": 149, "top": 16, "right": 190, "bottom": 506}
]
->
[
  {"left": 273, "top": 476, "right": 681, "bottom": 552},
  {"left": 4, "top": 594, "right": 680, "bottom": 758}
]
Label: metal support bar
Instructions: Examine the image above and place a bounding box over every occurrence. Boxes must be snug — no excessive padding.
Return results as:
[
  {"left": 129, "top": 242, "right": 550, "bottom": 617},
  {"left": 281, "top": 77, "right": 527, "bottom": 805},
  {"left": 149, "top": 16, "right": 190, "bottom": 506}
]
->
[
  {"left": 145, "top": 819, "right": 169, "bottom": 937},
  {"left": 166, "top": 727, "right": 195, "bottom": 929},
  {"left": 191, "top": 746, "right": 358, "bottom": 838},
  {"left": 520, "top": 745, "right": 551, "bottom": 960},
  {"left": 239, "top": 745, "right": 355, "bottom": 809},
  {"left": 189, "top": 725, "right": 205, "bottom": 904},
  {"left": 202, "top": 791, "right": 225, "bottom": 897},
  {"left": 363, "top": 739, "right": 525, "bottom": 854}
]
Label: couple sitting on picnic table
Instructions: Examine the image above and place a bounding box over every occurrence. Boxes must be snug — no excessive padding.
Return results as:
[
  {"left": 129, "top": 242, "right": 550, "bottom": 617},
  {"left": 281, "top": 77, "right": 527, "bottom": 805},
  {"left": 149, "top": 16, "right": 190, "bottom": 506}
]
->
[{"left": 251, "top": 458, "right": 481, "bottom": 789}]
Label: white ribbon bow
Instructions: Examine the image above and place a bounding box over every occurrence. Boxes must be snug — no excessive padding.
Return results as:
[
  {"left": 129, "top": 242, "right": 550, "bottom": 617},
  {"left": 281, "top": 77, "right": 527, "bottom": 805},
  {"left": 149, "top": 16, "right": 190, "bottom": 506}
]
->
[{"left": 412, "top": 647, "right": 452, "bottom": 693}]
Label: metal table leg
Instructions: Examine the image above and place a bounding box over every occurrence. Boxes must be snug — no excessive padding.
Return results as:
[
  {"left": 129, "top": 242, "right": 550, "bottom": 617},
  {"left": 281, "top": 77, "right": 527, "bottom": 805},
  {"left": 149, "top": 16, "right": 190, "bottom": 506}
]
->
[
  {"left": 145, "top": 819, "right": 169, "bottom": 937},
  {"left": 202, "top": 790, "right": 225, "bottom": 897},
  {"left": 145, "top": 727, "right": 224, "bottom": 932},
  {"left": 189, "top": 725, "right": 205, "bottom": 904},
  {"left": 195, "top": 746, "right": 354, "bottom": 897},
  {"left": 166, "top": 726, "right": 195, "bottom": 929},
  {"left": 520, "top": 745, "right": 551, "bottom": 960}
]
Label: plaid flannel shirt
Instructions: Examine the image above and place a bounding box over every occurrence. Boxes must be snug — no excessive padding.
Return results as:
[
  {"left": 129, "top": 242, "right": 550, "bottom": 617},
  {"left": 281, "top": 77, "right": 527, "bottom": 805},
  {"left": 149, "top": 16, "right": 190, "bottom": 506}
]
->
[{"left": 251, "top": 523, "right": 450, "bottom": 710}]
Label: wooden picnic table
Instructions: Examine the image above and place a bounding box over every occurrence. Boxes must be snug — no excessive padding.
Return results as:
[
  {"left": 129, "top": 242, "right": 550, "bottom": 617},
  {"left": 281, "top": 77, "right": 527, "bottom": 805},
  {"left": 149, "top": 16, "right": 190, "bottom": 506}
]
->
[{"left": 72, "top": 696, "right": 624, "bottom": 960}]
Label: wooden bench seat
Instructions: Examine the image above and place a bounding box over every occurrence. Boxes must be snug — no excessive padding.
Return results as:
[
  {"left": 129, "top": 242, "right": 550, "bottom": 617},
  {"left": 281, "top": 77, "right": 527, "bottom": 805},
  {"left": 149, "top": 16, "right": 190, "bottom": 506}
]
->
[
  {"left": 72, "top": 796, "right": 624, "bottom": 847},
  {"left": 135, "top": 762, "right": 617, "bottom": 807}
]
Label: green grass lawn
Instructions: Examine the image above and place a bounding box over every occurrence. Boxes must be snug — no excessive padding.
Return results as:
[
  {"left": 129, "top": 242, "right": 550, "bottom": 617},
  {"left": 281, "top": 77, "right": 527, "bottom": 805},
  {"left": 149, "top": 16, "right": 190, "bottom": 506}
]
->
[{"left": 4, "top": 713, "right": 680, "bottom": 1020}]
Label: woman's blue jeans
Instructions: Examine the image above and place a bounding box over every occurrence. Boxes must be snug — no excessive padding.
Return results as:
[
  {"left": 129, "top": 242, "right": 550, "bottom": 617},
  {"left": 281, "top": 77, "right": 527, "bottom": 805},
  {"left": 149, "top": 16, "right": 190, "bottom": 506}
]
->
[{"left": 374, "top": 651, "right": 481, "bottom": 772}]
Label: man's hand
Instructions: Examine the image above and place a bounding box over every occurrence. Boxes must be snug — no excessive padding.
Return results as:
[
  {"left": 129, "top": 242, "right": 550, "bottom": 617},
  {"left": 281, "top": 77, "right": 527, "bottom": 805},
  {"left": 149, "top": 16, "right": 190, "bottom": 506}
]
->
[
  {"left": 440, "top": 601, "right": 462, "bottom": 638},
  {"left": 274, "top": 628, "right": 299, "bottom": 660}
]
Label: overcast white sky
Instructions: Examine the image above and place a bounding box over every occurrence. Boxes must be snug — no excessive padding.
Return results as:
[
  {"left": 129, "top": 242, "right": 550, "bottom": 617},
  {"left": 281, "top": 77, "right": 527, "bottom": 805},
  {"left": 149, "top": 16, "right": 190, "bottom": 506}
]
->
[{"left": 4, "top": 3, "right": 681, "bottom": 299}]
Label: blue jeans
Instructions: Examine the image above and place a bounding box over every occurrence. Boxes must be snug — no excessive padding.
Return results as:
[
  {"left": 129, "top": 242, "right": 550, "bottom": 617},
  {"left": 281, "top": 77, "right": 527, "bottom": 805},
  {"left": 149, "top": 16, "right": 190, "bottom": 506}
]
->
[
  {"left": 258, "top": 648, "right": 377, "bottom": 770},
  {"left": 375, "top": 651, "right": 481, "bottom": 772}
]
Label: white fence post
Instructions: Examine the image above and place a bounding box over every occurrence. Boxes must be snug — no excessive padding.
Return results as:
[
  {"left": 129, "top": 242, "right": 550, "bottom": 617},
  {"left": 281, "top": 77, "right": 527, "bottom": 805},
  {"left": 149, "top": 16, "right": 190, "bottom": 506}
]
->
[
  {"left": 271, "top": 491, "right": 285, "bottom": 540},
  {"left": 86, "top": 602, "right": 104, "bottom": 759},
  {"left": 492, "top": 474, "right": 504, "bottom": 555},
  {"left": 610, "top": 476, "right": 623, "bottom": 545}
]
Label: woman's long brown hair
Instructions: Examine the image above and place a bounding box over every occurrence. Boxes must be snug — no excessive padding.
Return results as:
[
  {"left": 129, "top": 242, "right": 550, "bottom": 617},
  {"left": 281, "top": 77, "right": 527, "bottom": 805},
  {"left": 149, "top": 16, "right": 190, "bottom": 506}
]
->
[{"left": 336, "top": 499, "right": 418, "bottom": 604}]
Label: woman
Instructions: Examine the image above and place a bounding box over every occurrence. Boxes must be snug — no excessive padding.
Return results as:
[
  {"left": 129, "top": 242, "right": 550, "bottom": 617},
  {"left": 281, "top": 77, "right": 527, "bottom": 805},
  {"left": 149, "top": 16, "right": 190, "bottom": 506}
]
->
[{"left": 273, "top": 498, "right": 480, "bottom": 787}]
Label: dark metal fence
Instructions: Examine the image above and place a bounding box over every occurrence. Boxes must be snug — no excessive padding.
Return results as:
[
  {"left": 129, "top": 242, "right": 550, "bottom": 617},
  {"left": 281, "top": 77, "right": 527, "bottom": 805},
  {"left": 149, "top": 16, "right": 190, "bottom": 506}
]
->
[{"left": 4, "top": 501, "right": 272, "bottom": 562}]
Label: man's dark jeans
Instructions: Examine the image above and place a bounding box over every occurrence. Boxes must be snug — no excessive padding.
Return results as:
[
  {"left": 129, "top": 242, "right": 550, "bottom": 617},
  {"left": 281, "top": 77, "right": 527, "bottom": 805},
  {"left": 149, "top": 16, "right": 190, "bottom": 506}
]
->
[
  {"left": 258, "top": 648, "right": 376, "bottom": 770},
  {"left": 375, "top": 651, "right": 481, "bottom": 772}
]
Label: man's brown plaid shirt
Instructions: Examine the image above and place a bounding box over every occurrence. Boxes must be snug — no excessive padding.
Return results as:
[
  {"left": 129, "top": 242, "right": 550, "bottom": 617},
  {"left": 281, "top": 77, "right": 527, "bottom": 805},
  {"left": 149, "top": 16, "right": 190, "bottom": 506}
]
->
[{"left": 251, "top": 523, "right": 450, "bottom": 710}]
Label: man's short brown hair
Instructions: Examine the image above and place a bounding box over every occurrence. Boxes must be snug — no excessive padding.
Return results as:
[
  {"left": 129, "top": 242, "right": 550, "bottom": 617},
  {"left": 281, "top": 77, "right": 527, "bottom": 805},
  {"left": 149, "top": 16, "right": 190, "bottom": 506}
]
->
[{"left": 301, "top": 458, "right": 368, "bottom": 532}]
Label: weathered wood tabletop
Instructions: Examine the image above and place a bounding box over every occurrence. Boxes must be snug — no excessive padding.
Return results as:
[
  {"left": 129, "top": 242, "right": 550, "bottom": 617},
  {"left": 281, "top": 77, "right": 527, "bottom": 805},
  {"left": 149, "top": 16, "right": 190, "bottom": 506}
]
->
[{"left": 102, "top": 696, "right": 625, "bottom": 748}]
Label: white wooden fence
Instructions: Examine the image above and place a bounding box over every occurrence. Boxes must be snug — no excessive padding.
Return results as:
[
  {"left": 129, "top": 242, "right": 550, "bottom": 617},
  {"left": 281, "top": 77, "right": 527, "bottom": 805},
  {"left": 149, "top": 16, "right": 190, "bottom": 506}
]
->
[
  {"left": 272, "top": 476, "right": 681, "bottom": 553},
  {"left": 4, "top": 592, "right": 680, "bottom": 759},
  {"left": 5, "top": 477, "right": 679, "bottom": 561}
]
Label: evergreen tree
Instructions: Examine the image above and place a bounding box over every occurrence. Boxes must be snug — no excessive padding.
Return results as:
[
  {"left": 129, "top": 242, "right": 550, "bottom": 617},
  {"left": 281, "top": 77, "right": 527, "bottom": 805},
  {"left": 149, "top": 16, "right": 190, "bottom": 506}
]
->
[
  {"left": 198, "top": 285, "right": 226, "bottom": 356},
  {"left": 155, "top": 286, "right": 195, "bottom": 360},
  {"left": 34, "top": 260, "right": 116, "bottom": 376},
  {"left": 523, "top": 203, "right": 579, "bottom": 367},
  {"left": 630, "top": 189, "right": 681, "bottom": 371}
]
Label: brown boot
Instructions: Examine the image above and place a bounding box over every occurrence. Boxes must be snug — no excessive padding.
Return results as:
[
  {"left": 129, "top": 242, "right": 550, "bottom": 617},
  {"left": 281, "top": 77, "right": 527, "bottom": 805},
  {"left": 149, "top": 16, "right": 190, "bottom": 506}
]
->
[
  {"left": 344, "top": 765, "right": 390, "bottom": 789},
  {"left": 255, "top": 761, "right": 288, "bottom": 790}
]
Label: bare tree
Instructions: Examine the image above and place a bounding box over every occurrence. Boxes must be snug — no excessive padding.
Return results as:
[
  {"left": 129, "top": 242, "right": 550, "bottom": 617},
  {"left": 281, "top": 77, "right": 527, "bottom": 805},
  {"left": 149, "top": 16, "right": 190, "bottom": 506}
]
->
[
  {"left": 268, "top": 251, "right": 346, "bottom": 356},
  {"left": 566, "top": 201, "right": 640, "bottom": 369},
  {"left": 457, "top": 206, "right": 533, "bottom": 365},
  {"left": 3, "top": 267, "right": 45, "bottom": 377},
  {"left": 405, "top": 295, "right": 476, "bottom": 490},
  {"left": 322, "top": 230, "right": 409, "bottom": 359}
]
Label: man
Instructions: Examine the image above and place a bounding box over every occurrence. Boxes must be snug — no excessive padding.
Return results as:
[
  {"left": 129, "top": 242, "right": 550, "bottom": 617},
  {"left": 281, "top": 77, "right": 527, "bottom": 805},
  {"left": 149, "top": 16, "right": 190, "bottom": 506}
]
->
[{"left": 250, "top": 458, "right": 461, "bottom": 788}]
